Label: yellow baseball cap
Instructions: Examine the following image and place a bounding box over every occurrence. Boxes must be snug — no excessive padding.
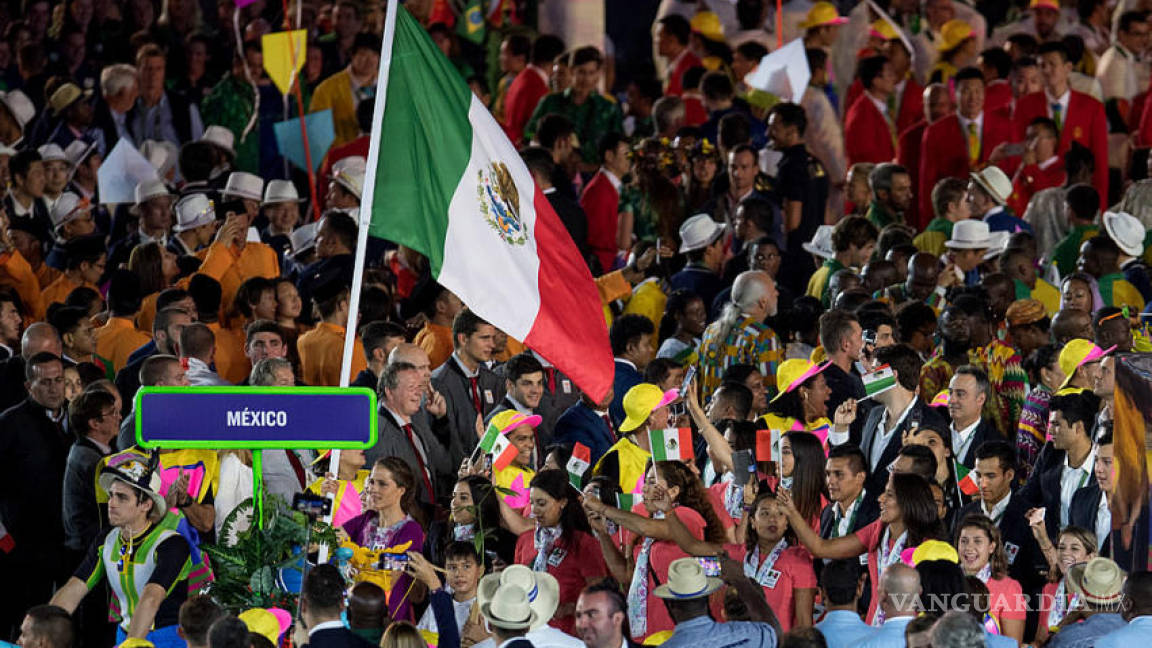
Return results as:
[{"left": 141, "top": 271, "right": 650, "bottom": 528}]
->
[
  {"left": 870, "top": 19, "right": 899, "bottom": 41},
  {"left": 937, "top": 19, "right": 975, "bottom": 52},
  {"left": 619, "top": 383, "right": 679, "bottom": 433},
  {"left": 771, "top": 359, "right": 831, "bottom": 402},
  {"left": 908, "top": 540, "right": 959, "bottom": 565},
  {"left": 1029, "top": 0, "right": 1060, "bottom": 11},
  {"left": 239, "top": 608, "right": 291, "bottom": 646},
  {"left": 1058, "top": 339, "right": 1114, "bottom": 389},
  {"left": 800, "top": 2, "right": 848, "bottom": 29}
]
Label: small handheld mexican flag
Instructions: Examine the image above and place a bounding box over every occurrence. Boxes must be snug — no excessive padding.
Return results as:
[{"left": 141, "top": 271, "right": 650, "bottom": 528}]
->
[
  {"left": 567, "top": 442, "right": 591, "bottom": 489},
  {"left": 617, "top": 492, "right": 643, "bottom": 510},
  {"left": 477, "top": 423, "right": 501, "bottom": 453},
  {"left": 490, "top": 432, "right": 519, "bottom": 472},
  {"left": 862, "top": 364, "right": 897, "bottom": 399},
  {"left": 955, "top": 460, "right": 979, "bottom": 496},
  {"left": 755, "top": 428, "right": 782, "bottom": 462},
  {"left": 649, "top": 428, "right": 694, "bottom": 462}
]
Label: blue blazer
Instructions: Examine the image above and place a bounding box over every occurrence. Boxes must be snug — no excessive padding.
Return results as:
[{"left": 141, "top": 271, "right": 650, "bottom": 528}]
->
[
  {"left": 610, "top": 360, "right": 643, "bottom": 428},
  {"left": 553, "top": 402, "right": 616, "bottom": 465}
]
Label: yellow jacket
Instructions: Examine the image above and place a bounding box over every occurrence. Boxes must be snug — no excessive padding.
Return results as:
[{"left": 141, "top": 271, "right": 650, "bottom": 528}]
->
[
  {"left": 593, "top": 436, "right": 651, "bottom": 496},
  {"left": 623, "top": 278, "right": 667, "bottom": 332},
  {"left": 309, "top": 69, "right": 359, "bottom": 147}
]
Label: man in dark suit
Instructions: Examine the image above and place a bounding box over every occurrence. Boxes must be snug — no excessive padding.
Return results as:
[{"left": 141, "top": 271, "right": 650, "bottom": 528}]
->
[
  {"left": 1070, "top": 428, "right": 1112, "bottom": 554},
  {"left": 947, "top": 366, "right": 1003, "bottom": 469},
  {"left": 297, "top": 564, "right": 375, "bottom": 648},
  {"left": 819, "top": 443, "right": 879, "bottom": 616},
  {"left": 956, "top": 441, "right": 1047, "bottom": 602},
  {"left": 367, "top": 361, "right": 451, "bottom": 507},
  {"left": 834, "top": 344, "right": 944, "bottom": 498},
  {"left": 91, "top": 63, "right": 139, "bottom": 155},
  {"left": 609, "top": 314, "right": 655, "bottom": 428},
  {"left": 0, "top": 353, "right": 73, "bottom": 640},
  {"left": 430, "top": 310, "right": 504, "bottom": 470},
  {"left": 487, "top": 353, "right": 550, "bottom": 456},
  {"left": 0, "top": 322, "right": 62, "bottom": 413},
  {"left": 1021, "top": 390, "right": 1101, "bottom": 541},
  {"left": 819, "top": 309, "right": 866, "bottom": 418},
  {"left": 522, "top": 146, "right": 590, "bottom": 267},
  {"left": 553, "top": 388, "right": 617, "bottom": 466}
]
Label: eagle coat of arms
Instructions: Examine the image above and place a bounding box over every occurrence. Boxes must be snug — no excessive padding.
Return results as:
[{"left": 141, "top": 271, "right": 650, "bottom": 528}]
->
[{"left": 477, "top": 161, "right": 528, "bottom": 246}]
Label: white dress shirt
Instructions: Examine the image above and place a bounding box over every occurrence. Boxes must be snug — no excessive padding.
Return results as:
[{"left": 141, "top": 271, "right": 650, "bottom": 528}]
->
[
  {"left": 869, "top": 398, "right": 916, "bottom": 471},
  {"left": 1060, "top": 444, "right": 1096, "bottom": 526},
  {"left": 951, "top": 418, "right": 981, "bottom": 466}
]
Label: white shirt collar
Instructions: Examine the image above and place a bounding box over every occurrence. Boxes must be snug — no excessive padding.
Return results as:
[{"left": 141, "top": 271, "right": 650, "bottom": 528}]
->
[
  {"left": 384, "top": 404, "right": 411, "bottom": 427},
  {"left": 981, "top": 491, "right": 1011, "bottom": 521},
  {"left": 953, "top": 417, "right": 981, "bottom": 439},
  {"left": 866, "top": 91, "right": 889, "bottom": 119},
  {"left": 308, "top": 620, "right": 345, "bottom": 637},
  {"left": 957, "top": 111, "right": 984, "bottom": 134},
  {"left": 87, "top": 435, "right": 112, "bottom": 454},
  {"left": 505, "top": 393, "right": 531, "bottom": 414},
  {"left": 452, "top": 351, "right": 480, "bottom": 378},
  {"left": 601, "top": 168, "right": 622, "bottom": 193},
  {"left": 984, "top": 205, "right": 1005, "bottom": 219},
  {"left": 1038, "top": 155, "right": 1060, "bottom": 170},
  {"left": 1045, "top": 88, "right": 1071, "bottom": 115},
  {"left": 615, "top": 357, "right": 636, "bottom": 371},
  {"left": 1064, "top": 443, "right": 1096, "bottom": 472}
]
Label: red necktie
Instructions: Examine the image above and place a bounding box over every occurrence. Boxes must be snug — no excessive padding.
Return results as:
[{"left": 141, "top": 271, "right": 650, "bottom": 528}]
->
[
  {"left": 545, "top": 367, "right": 556, "bottom": 393},
  {"left": 601, "top": 413, "right": 616, "bottom": 441},
  {"left": 284, "top": 450, "right": 307, "bottom": 489},
  {"left": 469, "top": 376, "right": 482, "bottom": 413},
  {"left": 402, "top": 423, "right": 435, "bottom": 501}
]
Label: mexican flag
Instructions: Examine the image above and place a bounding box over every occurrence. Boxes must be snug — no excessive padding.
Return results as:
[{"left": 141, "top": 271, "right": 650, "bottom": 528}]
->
[
  {"left": 617, "top": 492, "right": 643, "bottom": 511},
  {"left": 362, "top": 3, "right": 613, "bottom": 402},
  {"left": 955, "top": 460, "right": 979, "bottom": 496},
  {"left": 862, "top": 364, "right": 897, "bottom": 399},
  {"left": 755, "top": 428, "right": 781, "bottom": 462},
  {"left": 490, "top": 432, "right": 519, "bottom": 472},
  {"left": 567, "top": 442, "right": 591, "bottom": 489},
  {"left": 649, "top": 428, "right": 694, "bottom": 462},
  {"left": 477, "top": 423, "right": 501, "bottom": 454}
]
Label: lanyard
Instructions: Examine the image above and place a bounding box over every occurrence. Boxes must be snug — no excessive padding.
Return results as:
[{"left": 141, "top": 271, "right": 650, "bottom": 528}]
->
[
  {"left": 878, "top": 527, "right": 908, "bottom": 571},
  {"left": 832, "top": 493, "right": 864, "bottom": 538},
  {"left": 745, "top": 539, "right": 788, "bottom": 585}
]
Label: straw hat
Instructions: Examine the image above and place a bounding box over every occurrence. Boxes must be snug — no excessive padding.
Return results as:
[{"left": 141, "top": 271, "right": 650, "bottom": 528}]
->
[
  {"left": 479, "top": 584, "right": 538, "bottom": 630},
  {"left": 653, "top": 557, "right": 723, "bottom": 599},
  {"left": 172, "top": 194, "right": 216, "bottom": 233},
  {"left": 48, "top": 82, "right": 92, "bottom": 117},
  {"left": 222, "top": 171, "right": 264, "bottom": 201},
  {"left": 1066, "top": 557, "right": 1124, "bottom": 606},
  {"left": 970, "top": 166, "right": 1013, "bottom": 205},
  {"left": 200, "top": 125, "right": 236, "bottom": 158},
  {"left": 37, "top": 143, "right": 67, "bottom": 163},
  {"left": 263, "top": 179, "right": 304, "bottom": 205},
  {"left": 134, "top": 178, "right": 172, "bottom": 207},
  {"left": 944, "top": 220, "right": 992, "bottom": 250},
  {"left": 1103, "top": 211, "right": 1145, "bottom": 258},
  {"left": 289, "top": 222, "right": 319, "bottom": 258},
  {"left": 477, "top": 565, "right": 559, "bottom": 632},
  {"left": 802, "top": 224, "right": 836, "bottom": 259},
  {"left": 333, "top": 156, "right": 366, "bottom": 200},
  {"left": 678, "top": 213, "right": 725, "bottom": 253}
]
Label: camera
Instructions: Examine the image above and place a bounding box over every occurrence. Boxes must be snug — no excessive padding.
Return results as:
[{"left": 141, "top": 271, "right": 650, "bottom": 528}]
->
[{"left": 292, "top": 492, "right": 332, "bottom": 519}]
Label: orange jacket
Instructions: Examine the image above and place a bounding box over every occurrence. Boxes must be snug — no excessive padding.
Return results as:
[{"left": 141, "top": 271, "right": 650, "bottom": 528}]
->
[
  {"left": 297, "top": 322, "right": 367, "bottom": 386},
  {"left": 95, "top": 317, "right": 153, "bottom": 372}
]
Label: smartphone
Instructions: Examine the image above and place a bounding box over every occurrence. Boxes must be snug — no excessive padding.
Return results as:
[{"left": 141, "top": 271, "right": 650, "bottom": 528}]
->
[
  {"left": 696, "top": 556, "right": 721, "bottom": 577},
  {"left": 291, "top": 492, "right": 332, "bottom": 518},
  {"left": 216, "top": 198, "right": 246, "bottom": 220},
  {"left": 680, "top": 365, "right": 697, "bottom": 397},
  {"left": 908, "top": 410, "right": 922, "bottom": 433},
  {"left": 1000, "top": 142, "right": 1026, "bottom": 157},
  {"left": 731, "top": 449, "right": 754, "bottom": 481},
  {"left": 483, "top": 453, "right": 493, "bottom": 473}
]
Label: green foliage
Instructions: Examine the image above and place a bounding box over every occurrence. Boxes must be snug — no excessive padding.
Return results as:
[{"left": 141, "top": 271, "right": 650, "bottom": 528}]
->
[{"left": 201, "top": 496, "right": 338, "bottom": 612}]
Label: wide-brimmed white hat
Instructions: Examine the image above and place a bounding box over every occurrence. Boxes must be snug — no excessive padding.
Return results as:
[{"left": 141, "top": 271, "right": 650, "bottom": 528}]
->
[
  {"left": 289, "top": 222, "right": 319, "bottom": 258},
  {"left": 50, "top": 192, "right": 92, "bottom": 230},
  {"left": 134, "top": 178, "right": 172, "bottom": 206},
  {"left": 479, "top": 584, "right": 538, "bottom": 630},
  {"left": 1103, "top": 211, "right": 1145, "bottom": 257},
  {"left": 1067, "top": 557, "right": 1124, "bottom": 606},
  {"left": 37, "top": 143, "right": 68, "bottom": 163},
  {"left": 678, "top": 213, "right": 725, "bottom": 253},
  {"left": 332, "top": 156, "right": 365, "bottom": 199},
  {"left": 802, "top": 224, "right": 835, "bottom": 259},
  {"left": 139, "top": 139, "right": 179, "bottom": 177},
  {"left": 0, "top": 90, "right": 35, "bottom": 129},
  {"left": 64, "top": 139, "right": 99, "bottom": 167},
  {"left": 200, "top": 125, "right": 236, "bottom": 158},
  {"left": 983, "top": 230, "right": 1011, "bottom": 261},
  {"left": 970, "top": 166, "right": 1013, "bottom": 205},
  {"left": 945, "top": 220, "right": 992, "bottom": 250},
  {"left": 172, "top": 194, "right": 216, "bottom": 233},
  {"left": 222, "top": 171, "right": 264, "bottom": 201},
  {"left": 653, "top": 557, "right": 723, "bottom": 599},
  {"left": 477, "top": 565, "right": 559, "bottom": 632},
  {"left": 98, "top": 451, "right": 167, "bottom": 521},
  {"left": 263, "top": 179, "right": 304, "bottom": 205}
]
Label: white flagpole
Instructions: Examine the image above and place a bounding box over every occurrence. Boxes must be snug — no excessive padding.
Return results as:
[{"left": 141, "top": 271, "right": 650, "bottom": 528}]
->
[{"left": 325, "top": 0, "right": 400, "bottom": 559}]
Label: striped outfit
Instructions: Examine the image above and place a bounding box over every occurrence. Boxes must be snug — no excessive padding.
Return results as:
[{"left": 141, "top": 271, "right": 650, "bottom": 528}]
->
[
  {"left": 697, "top": 315, "right": 782, "bottom": 404},
  {"left": 968, "top": 341, "right": 1028, "bottom": 437},
  {"left": 1016, "top": 386, "right": 1053, "bottom": 482}
]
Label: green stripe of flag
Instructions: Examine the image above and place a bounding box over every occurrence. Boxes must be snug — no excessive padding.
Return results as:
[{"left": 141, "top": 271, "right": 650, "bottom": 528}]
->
[{"left": 368, "top": 7, "right": 474, "bottom": 273}]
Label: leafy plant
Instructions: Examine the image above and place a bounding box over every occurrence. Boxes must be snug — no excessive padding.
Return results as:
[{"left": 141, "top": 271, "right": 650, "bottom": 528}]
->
[{"left": 201, "top": 496, "right": 338, "bottom": 612}]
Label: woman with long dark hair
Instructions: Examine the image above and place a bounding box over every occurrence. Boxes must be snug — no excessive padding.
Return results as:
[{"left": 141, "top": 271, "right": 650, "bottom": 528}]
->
[
  {"left": 341, "top": 457, "right": 425, "bottom": 622},
  {"left": 441, "top": 475, "right": 517, "bottom": 568},
  {"left": 735, "top": 489, "right": 816, "bottom": 632},
  {"left": 956, "top": 515, "right": 1025, "bottom": 642},
  {"left": 583, "top": 460, "right": 727, "bottom": 642},
  {"left": 513, "top": 469, "right": 606, "bottom": 635},
  {"left": 779, "top": 471, "right": 944, "bottom": 625},
  {"left": 128, "top": 242, "right": 180, "bottom": 332}
]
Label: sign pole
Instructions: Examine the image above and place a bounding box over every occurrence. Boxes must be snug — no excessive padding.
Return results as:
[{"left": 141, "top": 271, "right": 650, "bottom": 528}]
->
[{"left": 253, "top": 449, "right": 264, "bottom": 530}]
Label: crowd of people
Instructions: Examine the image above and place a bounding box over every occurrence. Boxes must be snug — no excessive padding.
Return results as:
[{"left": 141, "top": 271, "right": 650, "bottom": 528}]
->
[{"left": 3, "top": 0, "right": 1152, "bottom": 647}]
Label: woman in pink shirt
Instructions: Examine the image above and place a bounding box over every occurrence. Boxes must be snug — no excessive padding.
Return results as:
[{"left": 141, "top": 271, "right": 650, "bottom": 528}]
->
[
  {"left": 727, "top": 489, "right": 817, "bottom": 632},
  {"left": 1034, "top": 525, "right": 1098, "bottom": 643},
  {"left": 956, "top": 514, "right": 1026, "bottom": 643},
  {"left": 778, "top": 471, "right": 944, "bottom": 625}
]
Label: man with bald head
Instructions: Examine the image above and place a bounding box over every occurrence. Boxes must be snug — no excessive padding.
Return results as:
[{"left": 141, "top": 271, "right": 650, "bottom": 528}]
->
[
  {"left": 859, "top": 563, "right": 921, "bottom": 648},
  {"left": 881, "top": 252, "right": 943, "bottom": 307},
  {"left": 0, "top": 322, "right": 63, "bottom": 411},
  {"left": 901, "top": 83, "right": 953, "bottom": 230},
  {"left": 1052, "top": 308, "right": 1094, "bottom": 345}
]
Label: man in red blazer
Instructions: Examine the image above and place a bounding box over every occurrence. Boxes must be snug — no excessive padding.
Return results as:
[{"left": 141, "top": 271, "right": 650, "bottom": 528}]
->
[
  {"left": 579, "top": 133, "right": 632, "bottom": 274},
  {"left": 843, "top": 37, "right": 923, "bottom": 136},
  {"left": 502, "top": 35, "right": 564, "bottom": 147},
  {"left": 846, "top": 55, "right": 898, "bottom": 167},
  {"left": 1013, "top": 41, "right": 1109, "bottom": 207},
  {"left": 901, "top": 83, "right": 954, "bottom": 230},
  {"left": 1008, "top": 116, "right": 1065, "bottom": 214},
  {"left": 655, "top": 14, "right": 701, "bottom": 97},
  {"left": 919, "top": 67, "right": 1014, "bottom": 224}
]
